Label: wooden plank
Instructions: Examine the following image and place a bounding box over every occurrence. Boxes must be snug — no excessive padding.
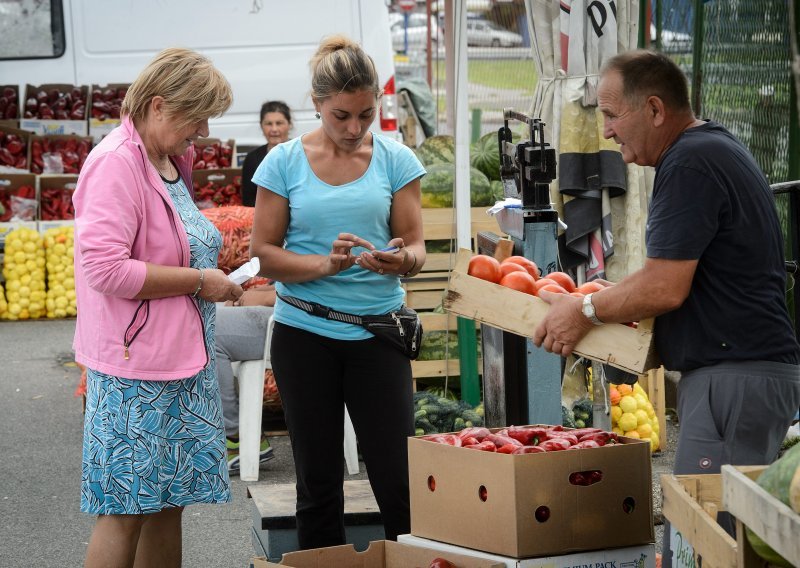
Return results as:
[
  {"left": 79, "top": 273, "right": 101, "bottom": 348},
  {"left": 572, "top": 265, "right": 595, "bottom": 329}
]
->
[
  {"left": 411, "top": 359, "right": 462, "bottom": 378},
  {"left": 420, "top": 207, "right": 501, "bottom": 241},
  {"left": 722, "top": 464, "right": 800, "bottom": 566},
  {"left": 406, "top": 289, "right": 448, "bottom": 311},
  {"left": 660, "top": 473, "right": 739, "bottom": 568},
  {"left": 444, "top": 249, "right": 659, "bottom": 375}
]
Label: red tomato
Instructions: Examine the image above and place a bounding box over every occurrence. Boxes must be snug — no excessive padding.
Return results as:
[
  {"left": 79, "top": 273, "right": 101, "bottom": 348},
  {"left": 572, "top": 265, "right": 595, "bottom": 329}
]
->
[
  {"left": 502, "top": 255, "right": 540, "bottom": 279},
  {"left": 429, "top": 559, "right": 456, "bottom": 568},
  {"left": 498, "top": 262, "right": 526, "bottom": 279},
  {"left": 576, "top": 281, "right": 605, "bottom": 295},
  {"left": 532, "top": 278, "right": 558, "bottom": 296},
  {"left": 545, "top": 271, "right": 576, "bottom": 293},
  {"left": 468, "top": 254, "right": 501, "bottom": 283},
  {"left": 538, "top": 283, "right": 568, "bottom": 295},
  {"left": 499, "top": 271, "right": 537, "bottom": 294}
]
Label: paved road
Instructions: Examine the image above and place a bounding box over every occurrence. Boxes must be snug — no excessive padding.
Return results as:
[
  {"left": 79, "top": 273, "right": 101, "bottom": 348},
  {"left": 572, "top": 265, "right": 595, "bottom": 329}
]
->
[
  {"left": 0, "top": 318, "right": 371, "bottom": 567},
  {"left": 0, "top": 318, "right": 675, "bottom": 566}
]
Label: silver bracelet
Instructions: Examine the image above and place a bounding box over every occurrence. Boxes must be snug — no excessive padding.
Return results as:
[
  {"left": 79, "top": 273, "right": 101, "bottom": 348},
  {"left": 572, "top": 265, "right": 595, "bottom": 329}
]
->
[{"left": 191, "top": 269, "right": 204, "bottom": 298}]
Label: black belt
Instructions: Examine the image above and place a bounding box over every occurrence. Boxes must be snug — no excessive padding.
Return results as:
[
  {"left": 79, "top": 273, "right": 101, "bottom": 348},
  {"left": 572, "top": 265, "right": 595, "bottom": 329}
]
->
[{"left": 277, "top": 293, "right": 366, "bottom": 325}]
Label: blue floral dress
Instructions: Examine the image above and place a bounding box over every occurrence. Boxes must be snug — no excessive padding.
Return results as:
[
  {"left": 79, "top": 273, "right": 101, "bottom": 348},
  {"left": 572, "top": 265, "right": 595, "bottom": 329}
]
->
[{"left": 81, "top": 176, "right": 231, "bottom": 515}]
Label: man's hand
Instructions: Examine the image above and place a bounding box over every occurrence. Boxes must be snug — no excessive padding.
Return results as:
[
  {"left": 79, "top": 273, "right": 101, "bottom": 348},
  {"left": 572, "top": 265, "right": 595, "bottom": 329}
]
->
[{"left": 532, "top": 290, "right": 593, "bottom": 357}]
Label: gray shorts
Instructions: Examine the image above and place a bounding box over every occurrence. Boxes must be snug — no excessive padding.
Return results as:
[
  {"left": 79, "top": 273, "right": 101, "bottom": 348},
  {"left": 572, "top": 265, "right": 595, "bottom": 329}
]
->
[{"left": 674, "top": 360, "right": 800, "bottom": 475}]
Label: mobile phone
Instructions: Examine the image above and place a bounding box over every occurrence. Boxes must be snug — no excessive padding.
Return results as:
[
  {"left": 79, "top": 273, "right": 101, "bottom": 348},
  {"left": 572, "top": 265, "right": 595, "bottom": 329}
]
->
[{"left": 373, "top": 245, "right": 400, "bottom": 254}]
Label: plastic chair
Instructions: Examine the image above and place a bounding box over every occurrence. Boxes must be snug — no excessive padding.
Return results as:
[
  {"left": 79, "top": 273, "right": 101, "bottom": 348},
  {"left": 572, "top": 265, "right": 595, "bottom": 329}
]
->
[
  {"left": 234, "top": 315, "right": 274, "bottom": 482},
  {"left": 233, "top": 315, "right": 360, "bottom": 480}
]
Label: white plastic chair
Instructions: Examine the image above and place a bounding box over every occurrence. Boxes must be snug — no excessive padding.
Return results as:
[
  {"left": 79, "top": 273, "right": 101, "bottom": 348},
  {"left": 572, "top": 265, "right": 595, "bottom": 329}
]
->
[
  {"left": 233, "top": 315, "right": 360, "bottom": 481},
  {"left": 234, "top": 315, "right": 274, "bottom": 482}
]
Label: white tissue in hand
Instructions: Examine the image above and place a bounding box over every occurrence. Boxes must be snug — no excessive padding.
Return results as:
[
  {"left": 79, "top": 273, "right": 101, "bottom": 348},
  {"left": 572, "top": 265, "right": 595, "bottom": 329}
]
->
[{"left": 228, "top": 257, "right": 260, "bottom": 285}]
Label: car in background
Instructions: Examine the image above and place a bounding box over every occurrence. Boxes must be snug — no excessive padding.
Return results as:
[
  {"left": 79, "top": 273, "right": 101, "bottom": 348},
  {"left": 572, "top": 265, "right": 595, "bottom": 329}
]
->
[
  {"left": 650, "top": 24, "right": 692, "bottom": 53},
  {"left": 391, "top": 13, "right": 442, "bottom": 52},
  {"left": 466, "top": 19, "right": 523, "bottom": 47}
]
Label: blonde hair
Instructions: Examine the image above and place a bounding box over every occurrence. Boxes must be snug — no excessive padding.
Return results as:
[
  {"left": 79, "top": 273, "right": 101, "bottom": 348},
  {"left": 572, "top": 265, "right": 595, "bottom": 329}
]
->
[
  {"left": 121, "top": 47, "right": 233, "bottom": 129},
  {"left": 309, "top": 35, "right": 382, "bottom": 102}
]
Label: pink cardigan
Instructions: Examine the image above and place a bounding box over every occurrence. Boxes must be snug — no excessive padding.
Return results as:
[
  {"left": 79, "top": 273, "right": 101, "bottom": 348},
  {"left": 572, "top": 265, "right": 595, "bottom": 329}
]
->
[{"left": 72, "top": 116, "right": 210, "bottom": 380}]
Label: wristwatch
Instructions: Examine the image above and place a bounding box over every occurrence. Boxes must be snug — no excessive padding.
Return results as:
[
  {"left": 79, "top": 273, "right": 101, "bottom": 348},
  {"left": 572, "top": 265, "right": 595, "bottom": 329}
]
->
[{"left": 581, "top": 293, "right": 603, "bottom": 326}]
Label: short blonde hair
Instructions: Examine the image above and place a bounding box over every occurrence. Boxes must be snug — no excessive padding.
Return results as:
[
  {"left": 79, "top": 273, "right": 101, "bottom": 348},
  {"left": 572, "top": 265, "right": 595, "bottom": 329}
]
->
[
  {"left": 309, "top": 35, "right": 381, "bottom": 102},
  {"left": 121, "top": 47, "right": 233, "bottom": 129}
]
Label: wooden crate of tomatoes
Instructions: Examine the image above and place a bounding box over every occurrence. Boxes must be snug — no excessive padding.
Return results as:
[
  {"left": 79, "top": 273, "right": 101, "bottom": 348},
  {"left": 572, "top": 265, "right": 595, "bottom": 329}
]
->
[{"left": 444, "top": 249, "right": 658, "bottom": 375}]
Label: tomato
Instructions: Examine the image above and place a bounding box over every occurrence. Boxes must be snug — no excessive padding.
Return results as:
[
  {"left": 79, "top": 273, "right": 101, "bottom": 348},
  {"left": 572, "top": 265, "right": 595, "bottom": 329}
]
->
[
  {"left": 538, "top": 283, "right": 568, "bottom": 295},
  {"left": 544, "top": 271, "right": 576, "bottom": 293},
  {"left": 429, "top": 559, "right": 456, "bottom": 568},
  {"left": 532, "top": 278, "right": 558, "bottom": 296},
  {"left": 499, "top": 271, "right": 537, "bottom": 294},
  {"left": 498, "top": 261, "right": 526, "bottom": 279},
  {"left": 576, "top": 281, "right": 605, "bottom": 295},
  {"left": 502, "top": 255, "right": 540, "bottom": 279},
  {"left": 467, "top": 254, "right": 501, "bottom": 283}
]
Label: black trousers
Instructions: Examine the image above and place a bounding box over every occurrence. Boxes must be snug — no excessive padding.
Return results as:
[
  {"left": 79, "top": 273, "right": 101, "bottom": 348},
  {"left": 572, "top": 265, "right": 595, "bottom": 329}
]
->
[{"left": 270, "top": 322, "right": 415, "bottom": 550}]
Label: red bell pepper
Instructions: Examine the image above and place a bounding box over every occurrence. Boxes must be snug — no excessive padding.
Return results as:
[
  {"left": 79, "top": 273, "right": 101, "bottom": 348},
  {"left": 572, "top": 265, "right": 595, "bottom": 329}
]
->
[
  {"left": 486, "top": 433, "right": 522, "bottom": 449},
  {"left": 457, "top": 426, "right": 490, "bottom": 441},
  {"left": 568, "top": 440, "right": 601, "bottom": 450},
  {"left": 496, "top": 443, "right": 518, "bottom": 454},
  {"left": 577, "top": 431, "right": 617, "bottom": 446},
  {"left": 463, "top": 440, "right": 496, "bottom": 452},
  {"left": 506, "top": 426, "right": 547, "bottom": 446},
  {"left": 538, "top": 438, "right": 572, "bottom": 452}
]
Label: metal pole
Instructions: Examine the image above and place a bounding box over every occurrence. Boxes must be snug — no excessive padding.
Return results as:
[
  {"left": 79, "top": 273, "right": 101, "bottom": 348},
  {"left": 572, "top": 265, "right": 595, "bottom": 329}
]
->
[{"left": 691, "top": 0, "right": 704, "bottom": 117}]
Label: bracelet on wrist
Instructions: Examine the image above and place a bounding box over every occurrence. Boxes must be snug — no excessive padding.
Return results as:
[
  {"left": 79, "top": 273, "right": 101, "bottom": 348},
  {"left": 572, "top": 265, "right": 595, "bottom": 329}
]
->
[
  {"left": 401, "top": 250, "right": 417, "bottom": 278},
  {"left": 191, "top": 269, "right": 204, "bottom": 298}
]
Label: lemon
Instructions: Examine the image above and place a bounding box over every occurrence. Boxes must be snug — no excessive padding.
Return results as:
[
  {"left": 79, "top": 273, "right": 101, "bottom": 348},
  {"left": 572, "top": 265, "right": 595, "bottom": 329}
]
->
[
  {"left": 634, "top": 393, "right": 649, "bottom": 409},
  {"left": 13, "top": 251, "right": 25, "bottom": 264},
  {"left": 650, "top": 433, "right": 660, "bottom": 451},
  {"left": 18, "top": 286, "right": 30, "bottom": 298},
  {"left": 636, "top": 423, "right": 653, "bottom": 438},
  {"left": 634, "top": 409, "right": 649, "bottom": 426},
  {"left": 624, "top": 430, "right": 641, "bottom": 439},
  {"left": 610, "top": 405, "right": 623, "bottom": 423},
  {"left": 619, "top": 395, "right": 638, "bottom": 414},
  {"left": 612, "top": 426, "right": 624, "bottom": 436},
  {"left": 618, "top": 412, "right": 638, "bottom": 432}
]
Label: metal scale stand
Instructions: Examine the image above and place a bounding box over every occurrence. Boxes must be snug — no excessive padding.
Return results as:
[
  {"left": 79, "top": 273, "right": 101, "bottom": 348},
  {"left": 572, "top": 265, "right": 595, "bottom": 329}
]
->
[{"left": 477, "top": 109, "right": 562, "bottom": 427}]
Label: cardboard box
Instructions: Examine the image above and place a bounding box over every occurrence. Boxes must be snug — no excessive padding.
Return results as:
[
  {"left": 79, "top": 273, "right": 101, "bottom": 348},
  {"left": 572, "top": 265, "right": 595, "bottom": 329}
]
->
[
  {"left": 193, "top": 137, "right": 236, "bottom": 169},
  {"left": 250, "top": 539, "right": 505, "bottom": 568},
  {"left": 0, "top": 173, "right": 37, "bottom": 222},
  {"left": 88, "top": 84, "right": 128, "bottom": 142},
  {"left": 398, "top": 534, "right": 657, "bottom": 568},
  {"left": 0, "top": 125, "right": 32, "bottom": 173},
  {"left": 722, "top": 464, "right": 800, "bottom": 566},
  {"left": 191, "top": 167, "right": 242, "bottom": 208},
  {"left": 29, "top": 134, "right": 93, "bottom": 175},
  {"left": 661, "top": 466, "right": 769, "bottom": 568},
  {"left": 20, "top": 84, "right": 89, "bottom": 136},
  {"left": 409, "top": 429, "right": 654, "bottom": 558},
  {"left": 443, "top": 249, "right": 659, "bottom": 375},
  {"left": 38, "top": 174, "right": 78, "bottom": 221}
]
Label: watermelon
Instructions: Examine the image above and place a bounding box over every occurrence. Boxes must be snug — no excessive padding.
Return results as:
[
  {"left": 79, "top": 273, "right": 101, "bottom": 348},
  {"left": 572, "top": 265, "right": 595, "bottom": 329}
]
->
[
  {"left": 420, "top": 163, "right": 497, "bottom": 208},
  {"left": 746, "top": 443, "right": 800, "bottom": 567},
  {"left": 470, "top": 132, "right": 502, "bottom": 181},
  {"left": 417, "top": 135, "right": 455, "bottom": 166}
]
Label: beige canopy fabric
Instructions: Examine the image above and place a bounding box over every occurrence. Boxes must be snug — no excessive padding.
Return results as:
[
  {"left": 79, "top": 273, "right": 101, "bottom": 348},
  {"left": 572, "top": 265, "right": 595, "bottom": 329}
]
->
[{"left": 525, "top": 0, "right": 652, "bottom": 283}]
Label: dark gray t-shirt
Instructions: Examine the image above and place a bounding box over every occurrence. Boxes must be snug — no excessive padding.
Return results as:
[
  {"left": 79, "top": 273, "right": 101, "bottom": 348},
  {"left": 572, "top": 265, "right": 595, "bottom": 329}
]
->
[{"left": 646, "top": 121, "right": 799, "bottom": 371}]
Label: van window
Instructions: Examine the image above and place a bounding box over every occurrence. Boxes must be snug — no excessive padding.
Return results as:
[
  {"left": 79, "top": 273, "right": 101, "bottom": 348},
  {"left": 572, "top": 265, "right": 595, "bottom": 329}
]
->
[{"left": 0, "top": 0, "right": 65, "bottom": 60}]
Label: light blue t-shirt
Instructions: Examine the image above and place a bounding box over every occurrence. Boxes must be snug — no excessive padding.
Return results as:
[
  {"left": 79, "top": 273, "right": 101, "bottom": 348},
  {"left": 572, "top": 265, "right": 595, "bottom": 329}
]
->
[{"left": 252, "top": 133, "right": 426, "bottom": 340}]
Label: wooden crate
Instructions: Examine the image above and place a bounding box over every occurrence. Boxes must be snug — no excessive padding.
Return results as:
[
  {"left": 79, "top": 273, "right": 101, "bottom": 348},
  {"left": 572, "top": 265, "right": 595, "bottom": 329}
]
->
[
  {"left": 723, "top": 463, "right": 800, "bottom": 566},
  {"left": 404, "top": 207, "right": 502, "bottom": 312},
  {"left": 661, "top": 466, "right": 767, "bottom": 568},
  {"left": 411, "top": 312, "right": 482, "bottom": 391},
  {"left": 444, "top": 249, "right": 659, "bottom": 375}
]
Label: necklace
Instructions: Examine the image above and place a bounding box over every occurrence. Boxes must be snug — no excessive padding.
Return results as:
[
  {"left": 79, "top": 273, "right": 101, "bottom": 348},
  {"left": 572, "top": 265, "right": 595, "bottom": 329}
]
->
[{"left": 150, "top": 157, "right": 176, "bottom": 180}]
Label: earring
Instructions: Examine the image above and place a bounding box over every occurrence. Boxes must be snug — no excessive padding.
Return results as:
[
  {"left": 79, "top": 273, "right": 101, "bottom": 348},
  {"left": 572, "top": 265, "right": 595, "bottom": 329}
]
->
[{"left": 315, "top": 112, "right": 321, "bottom": 119}]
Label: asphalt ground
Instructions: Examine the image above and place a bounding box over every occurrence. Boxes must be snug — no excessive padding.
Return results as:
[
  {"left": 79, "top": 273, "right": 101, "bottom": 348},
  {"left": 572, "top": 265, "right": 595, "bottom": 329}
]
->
[{"left": 0, "top": 318, "right": 676, "bottom": 567}]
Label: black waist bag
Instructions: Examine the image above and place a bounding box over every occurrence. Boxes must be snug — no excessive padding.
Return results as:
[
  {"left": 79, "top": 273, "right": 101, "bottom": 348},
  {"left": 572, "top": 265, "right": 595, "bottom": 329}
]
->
[{"left": 278, "top": 294, "right": 423, "bottom": 360}]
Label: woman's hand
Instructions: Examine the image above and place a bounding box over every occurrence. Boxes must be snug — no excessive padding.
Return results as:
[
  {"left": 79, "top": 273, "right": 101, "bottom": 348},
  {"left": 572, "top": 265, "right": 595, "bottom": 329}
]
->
[
  {"left": 322, "top": 233, "right": 375, "bottom": 276},
  {"left": 197, "top": 269, "right": 244, "bottom": 303},
  {"left": 356, "top": 238, "right": 407, "bottom": 276}
]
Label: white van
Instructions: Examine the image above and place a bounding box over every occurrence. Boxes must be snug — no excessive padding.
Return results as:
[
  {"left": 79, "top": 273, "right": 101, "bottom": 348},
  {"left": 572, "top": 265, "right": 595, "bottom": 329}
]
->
[{"left": 0, "top": 0, "right": 400, "bottom": 148}]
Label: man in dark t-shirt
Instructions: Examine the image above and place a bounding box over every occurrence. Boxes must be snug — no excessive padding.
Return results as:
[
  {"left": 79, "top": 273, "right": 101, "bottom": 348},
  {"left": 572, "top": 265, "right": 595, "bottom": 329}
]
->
[{"left": 532, "top": 50, "right": 800, "bottom": 567}]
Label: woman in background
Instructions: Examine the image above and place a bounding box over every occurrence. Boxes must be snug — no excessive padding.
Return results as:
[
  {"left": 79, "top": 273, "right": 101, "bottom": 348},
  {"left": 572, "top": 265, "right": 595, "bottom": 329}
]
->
[{"left": 241, "top": 100, "right": 292, "bottom": 205}]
